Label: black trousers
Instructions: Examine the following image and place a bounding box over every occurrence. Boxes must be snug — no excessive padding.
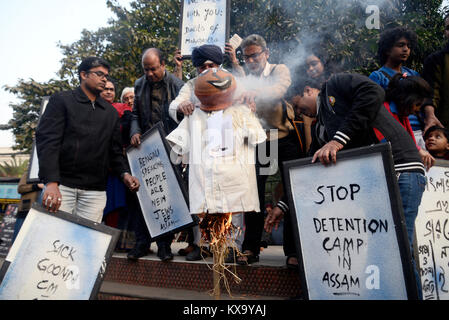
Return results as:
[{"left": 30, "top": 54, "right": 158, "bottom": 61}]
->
[
  {"left": 242, "top": 132, "right": 302, "bottom": 256},
  {"left": 129, "top": 192, "right": 174, "bottom": 249}
]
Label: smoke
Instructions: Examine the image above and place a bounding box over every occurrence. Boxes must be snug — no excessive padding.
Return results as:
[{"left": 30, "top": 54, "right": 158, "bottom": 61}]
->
[{"left": 230, "top": 0, "right": 395, "bottom": 115}]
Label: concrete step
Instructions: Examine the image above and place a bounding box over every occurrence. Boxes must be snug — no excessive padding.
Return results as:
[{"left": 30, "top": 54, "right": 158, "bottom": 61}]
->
[{"left": 103, "top": 243, "right": 302, "bottom": 299}]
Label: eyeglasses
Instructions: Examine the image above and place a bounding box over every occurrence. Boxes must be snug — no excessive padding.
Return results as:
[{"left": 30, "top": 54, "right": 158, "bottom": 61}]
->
[
  {"left": 87, "top": 71, "right": 109, "bottom": 79},
  {"left": 243, "top": 50, "right": 265, "bottom": 61}
]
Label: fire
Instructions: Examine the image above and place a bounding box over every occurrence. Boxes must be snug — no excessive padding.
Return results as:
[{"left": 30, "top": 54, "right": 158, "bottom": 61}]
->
[{"left": 199, "top": 213, "right": 242, "bottom": 298}]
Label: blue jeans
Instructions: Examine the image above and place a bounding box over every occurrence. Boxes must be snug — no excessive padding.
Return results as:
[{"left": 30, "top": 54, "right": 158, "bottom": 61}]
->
[
  {"left": 397, "top": 171, "right": 426, "bottom": 299},
  {"left": 397, "top": 172, "right": 426, "bottom": 248}
]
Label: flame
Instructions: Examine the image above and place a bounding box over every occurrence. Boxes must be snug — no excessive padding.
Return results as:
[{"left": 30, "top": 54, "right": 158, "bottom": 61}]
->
[{"left": 198, "top": 213, "right": 242, "bottom": 298}]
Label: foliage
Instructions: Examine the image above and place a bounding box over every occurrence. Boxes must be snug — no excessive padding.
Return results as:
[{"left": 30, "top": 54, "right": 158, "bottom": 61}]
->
[
  {"left": 2, "top": 0, "right": 449, "bottom": 151},
  {"left": 0, "top": 156, "right": 29, "bottom": 178},
  {"left": 1, "top": 79, "right": 71, "bottom": 152}
]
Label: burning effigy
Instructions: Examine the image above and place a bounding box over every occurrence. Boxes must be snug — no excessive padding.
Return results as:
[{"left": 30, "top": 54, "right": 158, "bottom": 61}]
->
[{"left": 166, "top": 68, "right": 266, "bottom": 298}]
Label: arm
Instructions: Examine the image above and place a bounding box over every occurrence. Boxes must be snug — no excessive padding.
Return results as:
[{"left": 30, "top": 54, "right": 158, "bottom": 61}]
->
[
  {"left": 130, "top": 81, "right": 143, "bottom": 146},
  {"left": 237, "top": 64, "right": 291, "bottom": 107},
  {"left": 422, "top": 54, "right": 444, "bottom": 130},
  {"left": 173, "top": 49, "right": 183, "bottom": 80},
  {"left": 109, "top": 116, "right": 140, "bottom": 192},
  {"left": 224, "top": 42, "right": 245, "bottom": 77},
  {"left": 35, "top": 93, "right": 66, "bottom": 185},
  {"left": 17, "top": 173, "right": 43, "bottom": 195},
  {"left": 168, "top": 80, "right": 196, "bottom": 122},
  {"left": 331, "top": 74, "right": 384, "bottom": 146},
  {"left": 312, "top": 74, "right": 384, "bottom": 164}
]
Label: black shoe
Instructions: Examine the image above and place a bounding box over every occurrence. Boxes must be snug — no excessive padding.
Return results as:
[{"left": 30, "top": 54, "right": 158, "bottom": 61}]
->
[
  {"left": 224, "top": 248, "right": 237, "bottom": 264},
  {"left": 127, "top": 246, "right": 150, "bottom": 261},
  {"left": 157, "top": 244, "right": 174, "bottom": 262},
  {"left": 186, "top": 245, "right": 201, "bottom": 261}
]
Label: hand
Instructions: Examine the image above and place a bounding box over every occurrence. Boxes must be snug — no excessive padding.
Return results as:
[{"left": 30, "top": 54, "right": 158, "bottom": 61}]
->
[
  {"left": 312, "top": 140, "right": 344, "bottom": 165},
  {"left": 123, "top": 173, "right": 140, "bottom": 192},
  {"left": 174, "top": 50, "right": 183, "bottom": 68},
  {"left": 423, "top": 105, "right": 443, "bottom": 132},
  {"left": 419, "top": 148, "right": 435, "bottom": 171},
  {"left": 264, "top": 206, "right": 284, "bottom": 233},
  {"left": 236, "top": 91, "right": 257, "bottom": 111},
  {"left": 131, "top": 133, "right": 141, "bottom": 147},
  {"left": 178, "top": 101, "right": 195, "bottom": 116},
  {"left": 37, "top": 183, "right": 45, "bottom": 189},
  {"left": 224, "top": 42, "right": 239, "bottom": 65},
  {"left": 42, "top": 182, "right": 62, "bottom": 213}
]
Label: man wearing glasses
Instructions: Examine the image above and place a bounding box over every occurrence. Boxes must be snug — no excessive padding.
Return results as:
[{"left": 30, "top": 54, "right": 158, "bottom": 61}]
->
[
  {"left": 128, "top": 48, "right": 185, "bottom": 262},
  {"left": 231, "top": 34, "right": 304, "bottom": 267},
  {"left": 36, "top": 56, "right": 140, "bottom": 223}
]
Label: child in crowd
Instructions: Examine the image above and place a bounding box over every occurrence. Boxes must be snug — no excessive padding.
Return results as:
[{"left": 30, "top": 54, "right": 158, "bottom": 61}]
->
[
  {"left": 369, "top": 27, "right": 429, "bottom": 148},
  {"left": 374, "top": 73, "right": 435, "bottom": 170},
  {"left": 424, "top": 126, "right": 449, "bottom": 160}
]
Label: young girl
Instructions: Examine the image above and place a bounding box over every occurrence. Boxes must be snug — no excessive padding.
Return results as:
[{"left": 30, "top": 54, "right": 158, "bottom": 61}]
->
[
  {"left": 424, "top": 126, "right": 449, "bottom": 159},
  {"left": 374, "top": 73, "right": 434, "bottom": 247}
]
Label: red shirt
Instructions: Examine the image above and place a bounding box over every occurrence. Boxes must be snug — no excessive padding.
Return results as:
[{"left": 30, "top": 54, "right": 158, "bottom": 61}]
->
[
  {"left": 373, "top": 102, "right": 420, "bottom": 150},
  {"left": 112, "top": 103, "right": 132, "bottom": 118}
]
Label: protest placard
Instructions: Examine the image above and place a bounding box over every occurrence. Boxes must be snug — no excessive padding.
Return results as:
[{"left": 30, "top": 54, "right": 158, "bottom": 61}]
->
[
  {"left": 27, "top": 96, "right": 49, "bottom": 184},
  {"left": 0, "top": 205, "right": 119, "bottom": 300},
  {"left": 283, "top": 143, "right": 417, "bottom": 300},
  {"left": 126, "top": 123, "right": 196, "bottom": 241},
  {"left": 415, "top": 160, "right": 449, "bottom": 300},
  {"left": 179, "top": 0, "right": 230, "bottom": 56}
]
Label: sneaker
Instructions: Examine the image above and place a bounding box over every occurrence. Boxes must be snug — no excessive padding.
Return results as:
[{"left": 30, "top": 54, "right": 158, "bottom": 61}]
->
[
  {"left": 127, "top": 246, "right": 150, "bottom": 261},
  {"left": 186, "top": 245, "right": 202, "bottom": 261},
  {"left": 157, "top": 244, "right": 174, "bottom": 262}
]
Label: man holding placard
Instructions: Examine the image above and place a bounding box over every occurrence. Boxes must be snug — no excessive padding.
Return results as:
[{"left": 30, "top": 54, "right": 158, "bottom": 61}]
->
[
  {"left": 36, "top": 57, "right": 140, "bottom": 223},
  {"left": 265, "top": 73, "right": 428, "bottom": 297},
  {"left": 129, "top": 48, "right": 185, "bottom": 262}
]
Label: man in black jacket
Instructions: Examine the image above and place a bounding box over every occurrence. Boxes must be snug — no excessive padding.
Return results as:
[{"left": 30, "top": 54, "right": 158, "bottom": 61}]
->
[
  {"left": 128, "top": 48, "right": 185, "bottom": 262},
  {"left": 36, "top": 56, "right": 140, "bottom": 223},
  {"left": 265, "top": 73, "right": 426, "bottom": 271}
]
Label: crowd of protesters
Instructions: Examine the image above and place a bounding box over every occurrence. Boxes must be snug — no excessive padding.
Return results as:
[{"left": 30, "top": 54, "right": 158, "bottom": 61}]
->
[{"left": 13, "top": 13, "right": 449, "bottom": 300}]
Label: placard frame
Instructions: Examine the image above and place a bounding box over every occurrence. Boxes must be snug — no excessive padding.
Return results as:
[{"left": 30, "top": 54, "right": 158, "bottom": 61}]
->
[
  {"left": 179, "top": 0, "right": 231, "bottom": 58},
  {"left": 126, "top": 122, "right": 197, "bottom": 242},
  {"left": 283, "top": 143, "right": 418, "bottom": 300},
  {"left": 0, "top": 204, "right": 120, "bottom": 300}
]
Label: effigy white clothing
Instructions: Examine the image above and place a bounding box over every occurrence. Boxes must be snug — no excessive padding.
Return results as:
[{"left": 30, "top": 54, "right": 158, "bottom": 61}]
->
[{"left": 166, "top": 104, "right": 266, "bottom": 214}]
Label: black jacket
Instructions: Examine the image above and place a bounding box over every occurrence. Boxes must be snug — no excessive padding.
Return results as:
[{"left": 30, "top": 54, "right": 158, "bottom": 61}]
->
[
  {"left": 277, "top": 73, "right": 425, "bottom": 214},
  {"left": 310, "top": 73, "right": 424, "bottom": 174},
  {"left": 130, "top": 71, "right": 184, "bottom": 136},
  {"left": 36, "top": 87, "right": 129, "bottom": 191}
]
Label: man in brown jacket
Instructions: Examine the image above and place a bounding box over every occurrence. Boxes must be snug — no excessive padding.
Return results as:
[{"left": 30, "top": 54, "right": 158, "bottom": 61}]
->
[{"left": 231, "top": 34, "right": 304, "bottom": 265}]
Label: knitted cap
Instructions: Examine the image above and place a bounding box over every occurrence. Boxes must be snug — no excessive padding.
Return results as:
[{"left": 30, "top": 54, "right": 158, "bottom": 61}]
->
[{"left": 195, "top": 68, "right": 236, "bottom": 111}]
